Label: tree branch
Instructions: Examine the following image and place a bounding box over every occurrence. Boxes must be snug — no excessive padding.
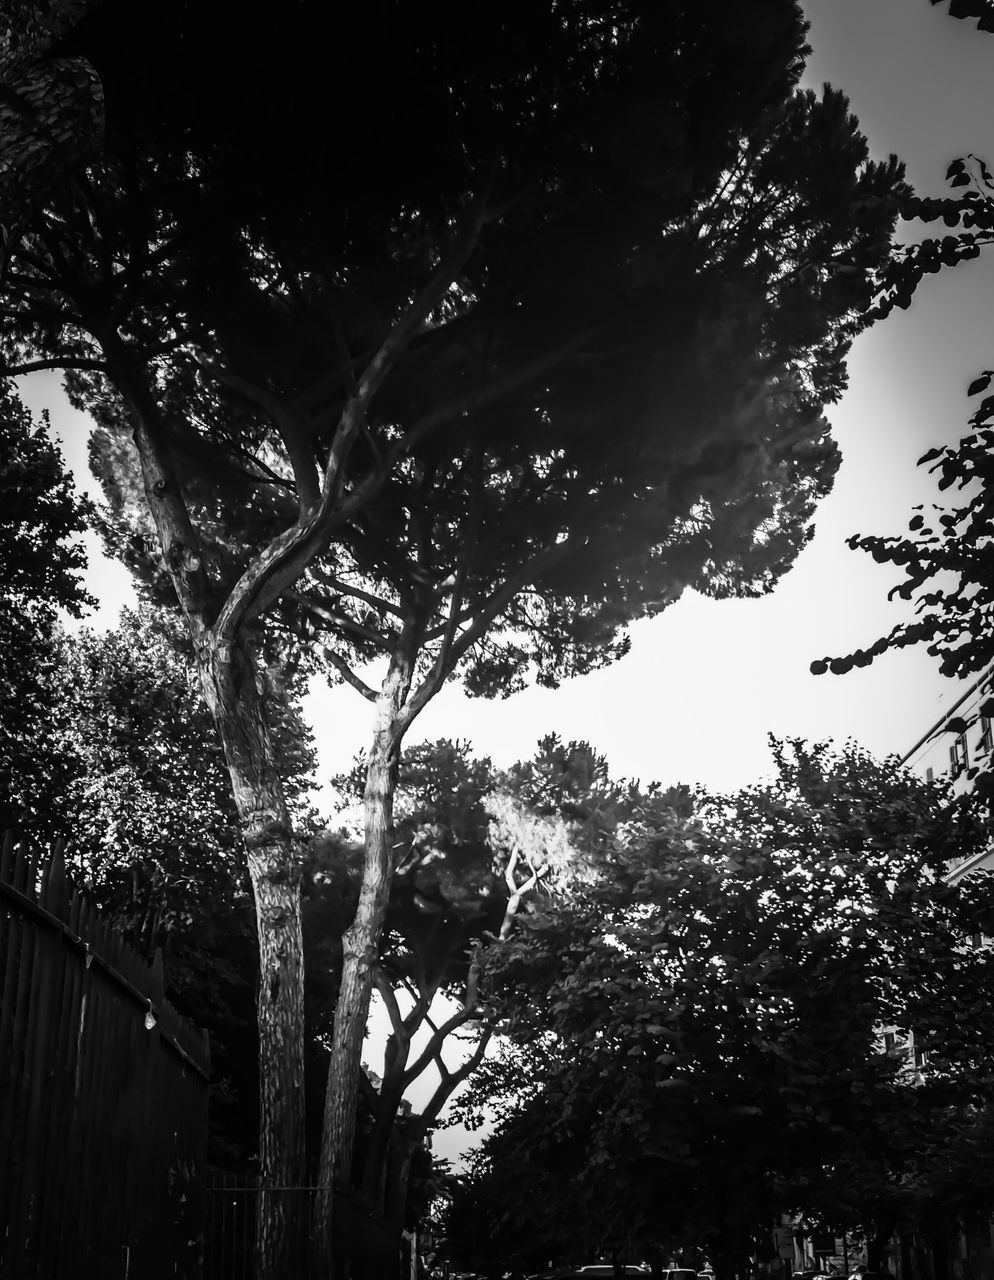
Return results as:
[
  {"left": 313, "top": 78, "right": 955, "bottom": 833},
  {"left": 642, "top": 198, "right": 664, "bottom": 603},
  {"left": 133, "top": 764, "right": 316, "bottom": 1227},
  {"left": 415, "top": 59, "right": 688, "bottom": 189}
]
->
[
  {"left": 320, "top": 645, "right": 377, "bottom": 702},
  {"left": 285, "top": 588, "right": 394, "bottom": 651},
  {"left": 209, "top": 196, "right": 490, "bottom": 646},
  {"left": 401, "top": 535, "right": 583, "bottom": 727},
  {"left": 1, "top": 355, "right": 109, "bottom": 376},
  {"left": 209, "top": 363, "right": 321, "bottom": 512},
  {"left": 419, "top": 1025, "right": 494, "bottom": 1130},
  {"left": 430, "top": 447, "right": 481, "bottom": 681},
  {"left": 401, "top": 1002, "right": 478, "bottom": 1089},
  {"left": 312, "top": 565, "right": 404, "bottom": 619},
  {"left": 500, "top": 864, "right": 544, "bottom": 941},
  {"left": 375, "top": 967, "right": 411, "bottom": 1061}
]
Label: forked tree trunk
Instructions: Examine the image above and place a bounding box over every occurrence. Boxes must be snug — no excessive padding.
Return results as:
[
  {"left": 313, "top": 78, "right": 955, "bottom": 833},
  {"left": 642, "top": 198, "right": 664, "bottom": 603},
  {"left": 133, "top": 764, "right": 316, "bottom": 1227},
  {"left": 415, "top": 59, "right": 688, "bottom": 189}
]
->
[
  {"left": 125, "top": 393, "right": 309, "bottom": 1278},
  {"left": 314, "top": 653, "right": 413, "bottom": 1270}
]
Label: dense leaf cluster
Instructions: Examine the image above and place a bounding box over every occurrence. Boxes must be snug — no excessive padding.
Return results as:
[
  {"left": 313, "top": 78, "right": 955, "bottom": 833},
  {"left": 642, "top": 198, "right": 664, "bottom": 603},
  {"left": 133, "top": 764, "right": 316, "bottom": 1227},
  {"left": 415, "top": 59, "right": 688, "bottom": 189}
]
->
[
  {"left": 0, "top": 378, "right": 92, "bottom": 829},
  {"left": 866, "top": 157, "right": 992, "bottom": 323}
]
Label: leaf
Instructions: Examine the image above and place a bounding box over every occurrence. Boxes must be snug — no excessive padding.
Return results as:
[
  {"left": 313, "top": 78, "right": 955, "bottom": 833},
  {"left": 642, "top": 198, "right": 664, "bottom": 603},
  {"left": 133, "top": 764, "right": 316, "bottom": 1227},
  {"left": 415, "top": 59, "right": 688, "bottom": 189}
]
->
[{"left": 967, "top": 372, "right": 993, "bottom": 397}]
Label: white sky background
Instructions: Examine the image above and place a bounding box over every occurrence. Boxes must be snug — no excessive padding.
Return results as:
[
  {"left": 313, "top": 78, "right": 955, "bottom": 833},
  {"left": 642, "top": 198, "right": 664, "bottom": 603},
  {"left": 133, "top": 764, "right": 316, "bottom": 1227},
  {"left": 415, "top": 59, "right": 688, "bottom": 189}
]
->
[{"left": 16, "top": 0, "right": 994, "bottom": 1162}]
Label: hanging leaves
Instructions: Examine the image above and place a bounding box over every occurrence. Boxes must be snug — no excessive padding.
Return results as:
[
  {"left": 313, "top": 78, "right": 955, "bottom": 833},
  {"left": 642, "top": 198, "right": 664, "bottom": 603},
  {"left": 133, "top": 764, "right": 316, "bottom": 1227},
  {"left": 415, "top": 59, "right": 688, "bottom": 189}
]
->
[{"left": 0, "top": 1, "right": 104, "bottom": 237}]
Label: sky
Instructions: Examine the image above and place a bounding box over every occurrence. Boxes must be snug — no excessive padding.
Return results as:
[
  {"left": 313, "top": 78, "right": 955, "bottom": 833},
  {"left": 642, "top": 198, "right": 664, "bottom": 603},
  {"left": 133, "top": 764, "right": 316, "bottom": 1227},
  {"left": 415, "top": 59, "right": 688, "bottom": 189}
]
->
[{"left": 14, "top": 0, "right": 994, "bottom": 1172}]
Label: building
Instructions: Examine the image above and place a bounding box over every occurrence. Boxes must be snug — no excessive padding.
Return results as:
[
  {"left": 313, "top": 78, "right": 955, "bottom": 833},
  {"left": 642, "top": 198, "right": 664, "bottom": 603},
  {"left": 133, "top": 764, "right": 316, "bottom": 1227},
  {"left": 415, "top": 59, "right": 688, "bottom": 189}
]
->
[
  {"left": 885, "top": 661, "right": 994, "bottom": 1280},
  {"left": 900, "top": 660, "right": 994, "bottom": 883}
]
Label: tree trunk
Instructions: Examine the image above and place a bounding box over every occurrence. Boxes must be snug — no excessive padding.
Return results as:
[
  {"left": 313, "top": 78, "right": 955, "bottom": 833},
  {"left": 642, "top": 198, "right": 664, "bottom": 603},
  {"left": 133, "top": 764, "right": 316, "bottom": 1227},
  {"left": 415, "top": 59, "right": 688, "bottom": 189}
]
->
[
  {"left": 384, "top": 1126, "right": 416, "bottom": 1236},
  {"left": 929, "top": 1229, "right": 950, "bottom": 1280},
  {"left": 361, "top": 1062, "right": 406, "bottom": 1214},
  {"left": 315, "top": 652, "right": 413, "bottom": 1269},
  {"left": 202, "top": 636, "right": 307, "bottom": 1279},
  {"left": 868, "top": 1224, "right": 894, "bottom": 1274},
  {"left": 124, "top": 389, "right": 307, "bottom": 1278}
]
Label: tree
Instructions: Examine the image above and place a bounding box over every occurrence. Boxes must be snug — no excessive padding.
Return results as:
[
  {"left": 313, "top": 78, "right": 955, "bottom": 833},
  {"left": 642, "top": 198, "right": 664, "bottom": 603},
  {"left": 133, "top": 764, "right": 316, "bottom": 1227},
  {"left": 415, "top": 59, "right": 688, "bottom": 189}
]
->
[
  {"left": 449, "top": 742, "right": 994, "bottom": 1275},
  {"left": 0, "top": 376, "right": 92, "bottom": 829},
  {"left": 327, "top": 736, "right": 615, "bottom": 1233},
  {"left": 0, "top": 3, "right": 908, "bottom": 1267}
]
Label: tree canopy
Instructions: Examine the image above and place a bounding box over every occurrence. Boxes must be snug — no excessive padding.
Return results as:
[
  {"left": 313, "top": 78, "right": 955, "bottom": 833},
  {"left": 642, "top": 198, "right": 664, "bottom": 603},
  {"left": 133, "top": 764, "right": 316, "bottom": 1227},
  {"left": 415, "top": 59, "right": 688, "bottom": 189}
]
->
[
  {"left": 4, "top": 1, "right": 906, "bottom": 700},
  {"left": 446, "top": 742, "right": 994, "bottom": 1275}
]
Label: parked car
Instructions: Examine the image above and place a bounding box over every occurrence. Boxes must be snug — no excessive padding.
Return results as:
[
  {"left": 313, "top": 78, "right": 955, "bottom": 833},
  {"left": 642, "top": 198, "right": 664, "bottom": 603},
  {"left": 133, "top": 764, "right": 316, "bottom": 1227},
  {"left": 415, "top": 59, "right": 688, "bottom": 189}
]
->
[
  {"left": 527, "top": 1266, "right": 650, "bottom": 1278},
  {"left": 665, "top": 1269, "right": 698, "bottom": 1280}
]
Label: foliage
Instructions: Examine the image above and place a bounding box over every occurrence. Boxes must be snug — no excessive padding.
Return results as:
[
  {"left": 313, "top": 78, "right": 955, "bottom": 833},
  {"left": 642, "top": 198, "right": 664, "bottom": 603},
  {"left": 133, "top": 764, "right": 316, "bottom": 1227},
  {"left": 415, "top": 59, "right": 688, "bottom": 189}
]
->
[
  {"left": 810, "top": 395, "right": 994, "bottom": 793},
  {"left": 448, "top": 742, "right": 994, "bottom": 1270},
  {"left": 317, "top": 735, "right": 681, "bottom": 1223},
  {"left": 811, "top": 157, "right": 994, "bottom": 792},
  {"left": 0, "top": 377, "right": 92, "bottom": 830},
  {"left": 929, "top": 0, "right": 994, "bottom": 32},
  {"left": 864, "top": 157, "right": 992, "bottom": 325},
  {"left": 0, "top": 0, "right": 103, "bottom": 236}
]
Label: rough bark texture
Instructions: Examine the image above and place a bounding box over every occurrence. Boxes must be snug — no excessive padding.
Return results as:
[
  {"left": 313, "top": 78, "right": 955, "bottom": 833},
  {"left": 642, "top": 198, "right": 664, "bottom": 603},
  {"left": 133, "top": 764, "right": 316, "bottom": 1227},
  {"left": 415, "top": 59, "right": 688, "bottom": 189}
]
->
[
  {"left": 204, "top": 639, "right": 307, "bottom": 1279},
  {"left": 314, "top": 651, "right": 413, "bottom": 1267}
]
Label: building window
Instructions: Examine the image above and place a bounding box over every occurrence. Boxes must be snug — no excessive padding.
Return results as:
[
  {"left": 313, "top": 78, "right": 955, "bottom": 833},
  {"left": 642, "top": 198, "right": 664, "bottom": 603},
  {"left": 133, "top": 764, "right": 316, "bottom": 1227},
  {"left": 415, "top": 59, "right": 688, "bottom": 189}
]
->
[
  {"left": 981, "top": 716, "right": 993, "bottom": 756},
  {"left": 926, "top": 767, "right": 934, "bottom": 782},
  {"left": 950, "top": 733, "right": 969, "bottom": 773}
]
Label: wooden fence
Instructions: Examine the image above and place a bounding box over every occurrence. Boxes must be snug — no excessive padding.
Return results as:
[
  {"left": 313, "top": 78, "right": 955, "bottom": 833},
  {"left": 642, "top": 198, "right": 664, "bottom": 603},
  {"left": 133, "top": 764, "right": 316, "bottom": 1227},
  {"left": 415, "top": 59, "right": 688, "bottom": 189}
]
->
[{"left": 0, "top": 833, "right": 210, "bottom": 1279}]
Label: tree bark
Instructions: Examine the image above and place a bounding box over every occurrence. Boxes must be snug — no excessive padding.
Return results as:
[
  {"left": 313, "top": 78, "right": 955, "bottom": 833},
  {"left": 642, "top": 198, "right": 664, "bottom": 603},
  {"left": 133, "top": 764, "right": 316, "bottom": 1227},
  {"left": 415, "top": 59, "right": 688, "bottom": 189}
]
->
[
  {"left": 202, "top": 636, "right": 307, "bottom": 1279},
  {"left": 314, "top": 648, "right": 414, "bottom": 1268}
]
